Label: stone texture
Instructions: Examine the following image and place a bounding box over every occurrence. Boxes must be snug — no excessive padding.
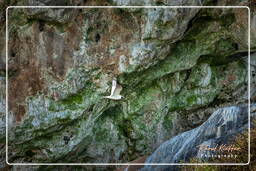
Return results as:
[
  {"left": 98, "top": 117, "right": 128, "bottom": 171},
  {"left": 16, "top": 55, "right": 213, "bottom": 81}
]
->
[
  {"left": 140, "top": 104, "right": 254, "bottom": 171},
  {"left": 0, "top": 0, "right": 255, "bottom": 170}
]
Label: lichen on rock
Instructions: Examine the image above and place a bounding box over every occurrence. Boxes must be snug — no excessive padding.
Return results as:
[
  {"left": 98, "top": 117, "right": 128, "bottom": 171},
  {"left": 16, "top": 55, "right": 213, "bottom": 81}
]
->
[{"left": 0, "top": 0, "right": 254, "bottom": 170}]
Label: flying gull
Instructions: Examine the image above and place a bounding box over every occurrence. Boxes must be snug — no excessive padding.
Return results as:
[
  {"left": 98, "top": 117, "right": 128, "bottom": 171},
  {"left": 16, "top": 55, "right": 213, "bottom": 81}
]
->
[{"left": 103, "top": 78, "right": 123, "bottom": 100}]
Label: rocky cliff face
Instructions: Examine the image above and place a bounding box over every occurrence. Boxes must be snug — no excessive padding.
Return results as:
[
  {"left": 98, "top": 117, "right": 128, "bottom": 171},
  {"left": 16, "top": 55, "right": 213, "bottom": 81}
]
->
[
  {"left": 141, "top": 104, "right": 255, "bottom": 171},
  {"left": 0, "top": 0, "right": 255, "bottom": 170}
]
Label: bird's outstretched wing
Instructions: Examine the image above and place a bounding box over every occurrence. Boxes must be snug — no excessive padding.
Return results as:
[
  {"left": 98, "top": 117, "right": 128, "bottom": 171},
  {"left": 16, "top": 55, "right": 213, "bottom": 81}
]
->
[
  {"left": 110, "top": 79, "right": 117, "bottom": 96},
  {"left": 113, "top": 84, "right": 122, "bottom": 96}
]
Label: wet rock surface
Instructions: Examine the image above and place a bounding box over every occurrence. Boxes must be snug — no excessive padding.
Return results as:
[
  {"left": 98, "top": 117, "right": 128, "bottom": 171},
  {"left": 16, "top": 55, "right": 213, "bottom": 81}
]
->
[
  {"left": 141, "top": 104, "right": 254, "bottom": 171},
  {"left": 0, "top": 0, "right": 255, "bottom": 170}
]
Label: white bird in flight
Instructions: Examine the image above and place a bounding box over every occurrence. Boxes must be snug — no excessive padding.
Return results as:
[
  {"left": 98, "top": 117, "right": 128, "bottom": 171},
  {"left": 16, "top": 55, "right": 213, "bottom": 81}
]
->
[{"left": 103, "top": 78, "right": 123, "bottom": 100}]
